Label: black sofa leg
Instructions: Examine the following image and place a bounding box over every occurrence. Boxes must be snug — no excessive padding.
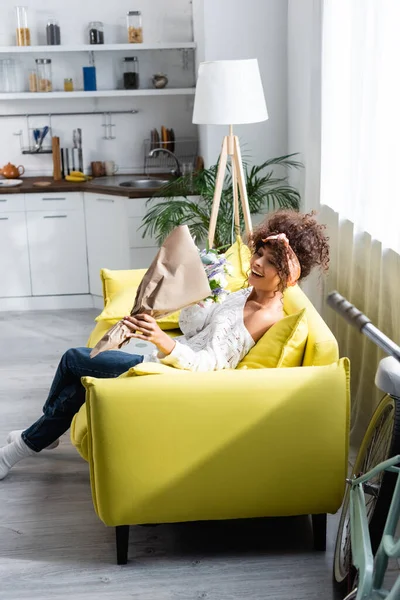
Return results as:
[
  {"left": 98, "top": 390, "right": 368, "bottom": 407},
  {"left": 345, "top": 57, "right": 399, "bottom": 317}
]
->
[
  {"left": 116, "top": 525, "right": 129, "bottom": 565},
  {"left": 312, "top": 513, "right": 327, "bottom": 551}
]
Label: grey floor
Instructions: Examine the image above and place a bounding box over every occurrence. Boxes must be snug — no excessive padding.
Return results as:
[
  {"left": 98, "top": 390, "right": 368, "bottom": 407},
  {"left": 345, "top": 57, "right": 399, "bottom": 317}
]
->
[{"left": 0, "top": 310, "right": 398, "bottom": 600}]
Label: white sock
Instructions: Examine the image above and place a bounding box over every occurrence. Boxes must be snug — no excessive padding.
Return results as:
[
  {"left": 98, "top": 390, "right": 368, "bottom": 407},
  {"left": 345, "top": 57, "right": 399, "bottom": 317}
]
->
[
  {"left": 7, "top": 430, "right": 59, "bottom": 450},
  {"left": 0, "top": 435, "right": 36, "bottom": 480}
]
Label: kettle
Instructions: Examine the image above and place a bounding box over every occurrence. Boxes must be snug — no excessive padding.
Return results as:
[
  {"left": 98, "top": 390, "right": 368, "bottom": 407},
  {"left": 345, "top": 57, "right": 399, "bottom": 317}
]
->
[{"left": 0, "top": 163, "right": 25, "bottom": 179}]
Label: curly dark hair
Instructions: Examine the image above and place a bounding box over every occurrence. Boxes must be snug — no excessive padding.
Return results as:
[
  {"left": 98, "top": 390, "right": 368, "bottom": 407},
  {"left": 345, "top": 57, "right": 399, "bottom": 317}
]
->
[{"left": 248, "top": 209, "right": 330, "bottom": 291}]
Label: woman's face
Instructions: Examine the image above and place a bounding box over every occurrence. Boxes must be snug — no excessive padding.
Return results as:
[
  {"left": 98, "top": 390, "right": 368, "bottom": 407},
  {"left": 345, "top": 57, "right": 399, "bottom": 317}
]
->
[{"left": 248, "top": 245, "right": 281, "bottom": 292}]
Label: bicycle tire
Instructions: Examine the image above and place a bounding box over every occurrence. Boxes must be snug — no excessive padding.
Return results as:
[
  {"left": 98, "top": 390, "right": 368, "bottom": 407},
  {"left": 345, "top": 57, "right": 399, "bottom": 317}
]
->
[{"left": 333, "top": 394, "right": 400, "bottom": 593}]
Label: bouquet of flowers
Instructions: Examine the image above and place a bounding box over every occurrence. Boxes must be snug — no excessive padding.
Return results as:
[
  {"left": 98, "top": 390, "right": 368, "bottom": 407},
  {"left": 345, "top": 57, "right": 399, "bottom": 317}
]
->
[{"left": 199, "top": 248, "right": 234, "bottom": 305}]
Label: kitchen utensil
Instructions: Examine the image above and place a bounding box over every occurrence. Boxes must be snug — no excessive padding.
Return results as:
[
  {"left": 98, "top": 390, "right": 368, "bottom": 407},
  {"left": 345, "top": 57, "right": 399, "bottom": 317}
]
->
[
  {"left": 65, "top": 148, "right": 70, "bottom": 176},
  {"left": 169, "top": 128, "right": 175, "bottom": 153},
  {"left": 161, "top": 126, "right": 168, "bottom": 149},
  {"left": 33, "top": 181, "right": 52, "bottom": 187},
  {"left": 52, "top": 136, "right": 61, "bottom": 181},
  {"left": 0, "top": 163, "right": 25, "bottom": 179},
  {"left": 36, "top": 125, "right": 49, "bottom": 152},
  {"left": 105, "top": 161, "right": 119, "bottom": 176},
  {"left": 77, "top": 128, "right": 83, "bottom": 173},
  {"left": 0, "top": 179, "right": 23, "bottom": 187},
  {"left": 60, "top": 147, "right": 65, "bottom": 178},
  {"left": 91, "top": 161, "right": 105, "bottom": 178}
]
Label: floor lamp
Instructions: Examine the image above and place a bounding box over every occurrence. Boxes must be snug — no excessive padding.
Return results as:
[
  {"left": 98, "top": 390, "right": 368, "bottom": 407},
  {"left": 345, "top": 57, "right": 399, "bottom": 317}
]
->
[{"left": 192, "top": 59, "right": 268, "bottom": 248}]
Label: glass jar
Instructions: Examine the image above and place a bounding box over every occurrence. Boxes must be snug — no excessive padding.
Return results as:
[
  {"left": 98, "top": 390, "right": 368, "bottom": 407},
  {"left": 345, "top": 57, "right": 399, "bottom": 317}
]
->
[
  {"left": 88, "top": 21, "right": 104, "bottom": 45},
  {"left": 64, "top": 78, "right": 74, "bottom": 92},
  {"left": 29, "top": 70, "right": 37, "bottom": 92},
  {"left": 127, "top": 11, "right": 143, "bottom": 43},
  {"left": 36, "top": 59, "right": 52, "bottom": 92},
  {"left": 46, "top": 18, "right": 61, "bottom": 45},
  {"left": 16, "top": 6, "right": 31, "bottom": 46},
  {"left": 123, "top": 57, "right": 139, "bottom": 89},
  {"left": 0, "top": 59, "right": 24, "bottom": 92}
]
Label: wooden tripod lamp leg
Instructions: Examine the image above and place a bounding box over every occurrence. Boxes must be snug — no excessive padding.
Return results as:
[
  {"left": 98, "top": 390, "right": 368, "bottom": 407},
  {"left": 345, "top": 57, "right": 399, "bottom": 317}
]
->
[
  {"left": 231, "top": 158, "right": 240, "bottom": 237},
  {"left": 208, "top": 137, "right": 228, "bottom": 248},
  {"left": 233, "top": 136, "right": 253, "bottom": 239}
]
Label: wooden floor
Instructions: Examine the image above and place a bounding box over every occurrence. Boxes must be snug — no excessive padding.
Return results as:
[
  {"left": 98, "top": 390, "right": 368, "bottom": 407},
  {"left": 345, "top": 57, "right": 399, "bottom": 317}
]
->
[{"left": 0, "top": 309, "right": 398, "bottom": 600}]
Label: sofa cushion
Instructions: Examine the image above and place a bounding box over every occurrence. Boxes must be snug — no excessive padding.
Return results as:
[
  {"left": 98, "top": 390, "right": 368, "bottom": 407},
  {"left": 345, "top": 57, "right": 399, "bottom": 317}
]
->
[
  {"left": 237, "top": 308, "right": 308, "bottom": 369},
  {"left": 96, "top": 268, "right": 180, "bottom": 330},
  {"left": 225, "top": 236, "right": 251, "bottom": 292}
]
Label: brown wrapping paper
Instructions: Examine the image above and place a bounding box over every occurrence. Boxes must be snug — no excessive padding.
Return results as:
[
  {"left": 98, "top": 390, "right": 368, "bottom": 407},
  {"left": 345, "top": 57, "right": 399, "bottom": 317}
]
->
[{"left": 90, "top": 225, "right": 212, "bottom": 358}]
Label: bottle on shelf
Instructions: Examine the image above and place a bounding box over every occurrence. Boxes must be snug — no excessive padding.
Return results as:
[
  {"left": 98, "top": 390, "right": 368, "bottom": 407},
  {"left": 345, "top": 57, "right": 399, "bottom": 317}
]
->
[
  {"left": 88, "top": 22, "right": 104, "bottom": 45},
  {"left": 83, "top": 53, "right": 97, "bottom": 91},
  {"left": 36, "top": 59, "right": 52, "bottom": 92},
  {"left": 16, "top": 6, "right": 31, "bottom": 47},
  {"left": 123, "top": 56, "right": 139, "bottom": 90},
  {"left": 64, "top": 78, "right": 74, "bottom": 92},
  {"left": 46, "top": 18, "right": 61, "bottom": 45},
  {"left": 127, "top": 11, "right": 143, "bottom": 43}
]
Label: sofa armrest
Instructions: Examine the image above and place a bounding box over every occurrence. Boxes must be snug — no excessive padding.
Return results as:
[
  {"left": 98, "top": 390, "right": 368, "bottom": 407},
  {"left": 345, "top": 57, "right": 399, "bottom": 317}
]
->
[{"left": 83, "top": 359, "right": 350, "bottom": 526}]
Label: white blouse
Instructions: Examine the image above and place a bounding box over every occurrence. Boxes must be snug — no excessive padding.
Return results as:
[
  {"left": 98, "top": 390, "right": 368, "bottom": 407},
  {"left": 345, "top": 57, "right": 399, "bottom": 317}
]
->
[{"left": 145, "top": 288, "right": 255, "bottom": 372}]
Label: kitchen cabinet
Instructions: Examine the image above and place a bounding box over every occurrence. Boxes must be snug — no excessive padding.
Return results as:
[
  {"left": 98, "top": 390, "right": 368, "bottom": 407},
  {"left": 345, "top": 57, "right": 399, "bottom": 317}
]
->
[
  {"left": 0, "top": 211, "right": 31, "bottom": 297},
  {"left": 84, "top": 193, "right": 131, "bottom": 297},
  {"left": 26, "top": 209, "right": 88, "bottom": 296},
  {"left": 126, "top": 197, "right": 160, "bottom": 270}
]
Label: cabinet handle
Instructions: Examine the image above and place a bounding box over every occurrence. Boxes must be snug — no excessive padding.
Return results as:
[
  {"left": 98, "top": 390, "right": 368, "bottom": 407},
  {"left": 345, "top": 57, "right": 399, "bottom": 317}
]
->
[
  {"left": 96, "top": 198, "right": 115, "bottom": 203},
  {"left": 43, "top": 215, "right": 68, "bottom": 219},
  {"left": 0, "top": 199, "right": 8, "bottom": 202},
  {"left": 0, "top": 217, "right": 9, "bottom": 220},
  {"left": 42, "top": 197, "right": 66, "bottom": 201}
]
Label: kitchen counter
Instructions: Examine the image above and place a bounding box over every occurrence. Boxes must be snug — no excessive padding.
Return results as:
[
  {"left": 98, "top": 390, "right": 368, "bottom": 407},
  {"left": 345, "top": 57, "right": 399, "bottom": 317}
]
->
[{"left": 0, "top": 175, "right": 174, "bottom": 198}]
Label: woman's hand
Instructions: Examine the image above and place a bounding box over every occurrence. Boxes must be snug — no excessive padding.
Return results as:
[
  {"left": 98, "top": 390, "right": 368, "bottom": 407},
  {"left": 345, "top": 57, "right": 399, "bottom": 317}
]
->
[{"left": 122, "top": 314, "right": 176, "bottom": 356}]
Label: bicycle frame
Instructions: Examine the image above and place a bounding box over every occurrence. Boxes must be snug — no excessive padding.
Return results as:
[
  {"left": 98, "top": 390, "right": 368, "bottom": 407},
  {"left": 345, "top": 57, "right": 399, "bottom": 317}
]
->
[{"left": 349, "top": 454, "right": 400, "bottom": 600}]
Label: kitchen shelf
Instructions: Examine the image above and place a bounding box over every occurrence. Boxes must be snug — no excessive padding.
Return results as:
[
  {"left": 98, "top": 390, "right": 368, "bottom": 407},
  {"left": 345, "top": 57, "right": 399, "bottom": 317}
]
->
[
  {"left": 0, "top": 88, "right": 196, "bottom": 100},
  {"left": 0, "top": 42, "right": 196, "bottom": 54}
]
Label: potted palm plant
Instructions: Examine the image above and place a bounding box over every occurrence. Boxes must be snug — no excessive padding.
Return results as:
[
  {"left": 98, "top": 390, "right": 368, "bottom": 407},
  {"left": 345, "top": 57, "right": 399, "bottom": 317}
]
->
[{"left": 141, "top": 153, "right": 303, "bottom": 249}]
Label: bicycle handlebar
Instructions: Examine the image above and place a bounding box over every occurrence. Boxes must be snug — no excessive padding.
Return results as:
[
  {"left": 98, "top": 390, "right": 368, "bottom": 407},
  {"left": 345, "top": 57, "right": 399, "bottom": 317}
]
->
[{"left": 327, "top": 291, "right": 400, "bottom": 362}]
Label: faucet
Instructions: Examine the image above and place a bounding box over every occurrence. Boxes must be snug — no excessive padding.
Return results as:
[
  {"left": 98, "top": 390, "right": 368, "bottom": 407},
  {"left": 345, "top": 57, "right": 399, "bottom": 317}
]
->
[{"left": 148, "top": 148, "right": 182, "bottom": 178}]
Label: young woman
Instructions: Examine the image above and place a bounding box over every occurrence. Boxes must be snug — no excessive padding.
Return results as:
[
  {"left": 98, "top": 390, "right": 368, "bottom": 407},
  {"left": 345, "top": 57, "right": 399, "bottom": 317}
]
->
[{"left": 0, "top": 210, "right": 329, "bottom": 479}]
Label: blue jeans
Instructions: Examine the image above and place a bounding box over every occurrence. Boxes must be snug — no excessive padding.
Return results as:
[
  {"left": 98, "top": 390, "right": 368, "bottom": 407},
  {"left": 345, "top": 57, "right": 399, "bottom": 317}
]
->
[{"left": 22, "top": 347, "right": 144, "bottom": 452}]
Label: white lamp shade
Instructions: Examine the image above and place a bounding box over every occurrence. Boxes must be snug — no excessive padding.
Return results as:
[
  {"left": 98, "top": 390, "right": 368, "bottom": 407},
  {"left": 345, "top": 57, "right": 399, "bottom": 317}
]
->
[{"left": 192, "top": 59, "right": 268, "bottom": 125}]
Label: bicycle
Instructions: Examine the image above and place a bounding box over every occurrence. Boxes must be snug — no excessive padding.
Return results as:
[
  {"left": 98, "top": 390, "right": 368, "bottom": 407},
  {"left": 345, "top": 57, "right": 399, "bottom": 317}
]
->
[{"left": 327, "top": 292, "right": 400, "bottom": 600}]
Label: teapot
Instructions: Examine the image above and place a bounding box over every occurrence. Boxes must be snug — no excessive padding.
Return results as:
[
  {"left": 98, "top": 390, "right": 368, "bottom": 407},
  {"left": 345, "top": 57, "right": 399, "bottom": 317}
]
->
[{"left": 0, "top": 163, "right": 25, "bottom": 179}]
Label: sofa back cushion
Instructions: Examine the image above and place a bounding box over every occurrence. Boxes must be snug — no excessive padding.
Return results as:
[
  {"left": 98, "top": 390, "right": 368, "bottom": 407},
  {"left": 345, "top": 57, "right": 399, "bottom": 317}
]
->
[
  {"left": 283, "top": 286, "right": 339, "bottom": 366},
  {"left": 96, "top": 268, "right": 180, "bottom": 330},
  {"left": 237, "top": 308, "right": 308, "bottom": 369}
]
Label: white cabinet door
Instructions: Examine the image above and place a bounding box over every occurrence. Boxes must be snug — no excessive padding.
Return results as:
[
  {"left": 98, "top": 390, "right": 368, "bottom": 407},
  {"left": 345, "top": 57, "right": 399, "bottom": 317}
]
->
[
  {"left": 84, "top": 193, "right": 130, "bottom": 296},
  {"left": 26, "top": 211, "right": 89, "bottom": 296},
  {"left": 0, "top": 212, "right": 31, "bottom": 297}
]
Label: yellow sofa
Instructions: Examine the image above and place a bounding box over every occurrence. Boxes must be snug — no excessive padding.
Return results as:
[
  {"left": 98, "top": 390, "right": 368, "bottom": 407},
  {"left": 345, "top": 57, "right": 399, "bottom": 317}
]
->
[{"left": 71, "top": 275, "right": 350, "bottom": 565}]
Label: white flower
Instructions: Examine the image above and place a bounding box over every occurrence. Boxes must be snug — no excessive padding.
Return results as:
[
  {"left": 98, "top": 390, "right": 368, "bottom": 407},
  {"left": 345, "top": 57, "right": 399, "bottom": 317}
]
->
[{"left": 212, "top": 274, "right": 227, "bottom": 287}]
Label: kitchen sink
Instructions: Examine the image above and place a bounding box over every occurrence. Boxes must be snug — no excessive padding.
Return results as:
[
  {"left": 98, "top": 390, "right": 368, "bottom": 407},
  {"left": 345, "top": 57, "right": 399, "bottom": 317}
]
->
[{"left": 119, "top": 178, "right": 169, "bottom": 189}]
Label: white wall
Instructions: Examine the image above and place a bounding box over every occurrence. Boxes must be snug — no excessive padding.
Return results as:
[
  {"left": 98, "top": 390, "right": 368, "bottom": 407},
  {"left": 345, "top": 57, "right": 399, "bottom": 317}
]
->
[
  {"left": 287, "top": 0, "right": 323, "bottom": 308},
  {"left": 287, "top": 0, "right": 322, "bottom": 212},
  {"left": 0, "top": 0, "right": 196, "bottom": 175},
  {"left": 193, "top": 0, "right": 288, "bottom": 168}
]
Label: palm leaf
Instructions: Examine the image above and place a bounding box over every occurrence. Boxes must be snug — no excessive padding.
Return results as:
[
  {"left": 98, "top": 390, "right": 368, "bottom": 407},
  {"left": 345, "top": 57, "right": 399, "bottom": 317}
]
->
[{"left": 142, "top": 152, "right": 303, "bottom": 247}]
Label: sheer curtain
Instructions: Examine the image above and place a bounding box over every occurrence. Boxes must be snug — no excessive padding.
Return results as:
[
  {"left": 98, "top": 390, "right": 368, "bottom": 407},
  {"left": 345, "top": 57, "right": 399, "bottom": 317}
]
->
[{"left": 320, "top": 0, "right": 400, "bottom": 445}]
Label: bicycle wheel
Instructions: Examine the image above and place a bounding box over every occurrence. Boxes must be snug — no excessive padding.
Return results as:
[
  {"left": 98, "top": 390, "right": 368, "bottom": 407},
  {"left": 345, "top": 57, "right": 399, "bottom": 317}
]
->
[{"left": 333, "top": 394, "right": 400, "bottom": 592}]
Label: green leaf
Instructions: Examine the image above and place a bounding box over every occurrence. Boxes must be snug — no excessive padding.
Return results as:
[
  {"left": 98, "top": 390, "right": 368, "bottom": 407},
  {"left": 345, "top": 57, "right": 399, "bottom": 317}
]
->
[{"left": 141, "top": 151, "right": 303, "bottom": 248}]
